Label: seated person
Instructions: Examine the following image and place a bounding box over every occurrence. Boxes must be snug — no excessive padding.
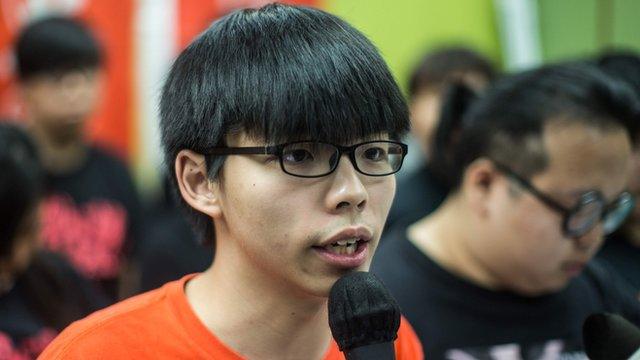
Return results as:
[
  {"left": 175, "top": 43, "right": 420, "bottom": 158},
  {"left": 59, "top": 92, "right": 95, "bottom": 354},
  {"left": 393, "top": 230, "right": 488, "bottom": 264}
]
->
[
  {"left": 40, "top": 4, "right": 422, "bottom": 359},
  {"left": 387, "top": 47, "right": 497, "bottom": 232},
  {"left": 372, "top": 63, "right": 640, "bottom": 359},
  {"left": 595, "top": 50, "right": 640, "bottom": 297},
  {"left": 0, "top": 123, "right": 106, "bottom": 358},
  {"left": 15, "top": 16, "right": 142, "bottom": 302}
]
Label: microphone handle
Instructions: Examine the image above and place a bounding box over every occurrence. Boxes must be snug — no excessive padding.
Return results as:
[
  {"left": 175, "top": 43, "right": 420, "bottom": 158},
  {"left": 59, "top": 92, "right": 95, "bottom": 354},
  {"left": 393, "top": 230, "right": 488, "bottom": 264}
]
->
[{"left": 345, "top": 342, "right": 396, "bottom": 360}]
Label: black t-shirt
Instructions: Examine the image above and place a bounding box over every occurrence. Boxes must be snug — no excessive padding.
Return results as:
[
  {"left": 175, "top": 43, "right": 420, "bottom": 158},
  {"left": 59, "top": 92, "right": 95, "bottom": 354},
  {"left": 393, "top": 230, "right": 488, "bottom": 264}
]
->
[
  {"left": 371, "top": 228, "right": 640, "bottom": 359},
  {"left": 597, "top": 233, "right": 640, "bottom": 296},
  {"left": 40, "top": 145, "right": 142, "bottom": 301},
  {"left": 385, "top": 164, "right": 448, "bottom": 235},
  {"left": 0, "top": 252, "right": 107, "bottom": 359},
  {"left": 138, "top": 205, "right": 212, "bottom": 292}
]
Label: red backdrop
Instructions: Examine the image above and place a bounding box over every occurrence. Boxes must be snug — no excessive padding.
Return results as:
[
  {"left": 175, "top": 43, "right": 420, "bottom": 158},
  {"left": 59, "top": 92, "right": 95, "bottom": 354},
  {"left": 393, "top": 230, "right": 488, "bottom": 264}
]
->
[{"left": 0, "top": 0, "right": 317, "bottom": 161}]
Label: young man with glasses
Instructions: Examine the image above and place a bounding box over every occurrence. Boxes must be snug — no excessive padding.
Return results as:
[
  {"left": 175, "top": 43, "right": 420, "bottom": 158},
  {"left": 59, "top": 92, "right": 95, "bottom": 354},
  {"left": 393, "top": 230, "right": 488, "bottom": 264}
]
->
[
  {"left": 41, "top": 4, "right": 422, "bottom": 359},
  {"left": 372, "top": 63, "right": 640, "bottom": 359}
]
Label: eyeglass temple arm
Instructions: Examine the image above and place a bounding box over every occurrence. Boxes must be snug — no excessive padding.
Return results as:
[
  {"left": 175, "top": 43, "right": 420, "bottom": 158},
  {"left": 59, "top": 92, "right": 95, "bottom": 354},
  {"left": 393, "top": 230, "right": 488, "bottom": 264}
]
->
[{"left": 492, "top": 161, "right": 572, "bottom": 216}]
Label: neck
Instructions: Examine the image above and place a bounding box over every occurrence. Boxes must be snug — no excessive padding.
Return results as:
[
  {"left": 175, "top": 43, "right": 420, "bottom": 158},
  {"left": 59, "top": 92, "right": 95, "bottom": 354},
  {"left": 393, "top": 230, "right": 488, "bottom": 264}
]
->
[
  {"left": 408, "top": 194, "right": 501, "bottom": 290},
  {"left": 29, "top": 123, "right": 87, "bottom": 174},
  {"left": 186, "top": 235, "right": 332, "bottom": 360}
]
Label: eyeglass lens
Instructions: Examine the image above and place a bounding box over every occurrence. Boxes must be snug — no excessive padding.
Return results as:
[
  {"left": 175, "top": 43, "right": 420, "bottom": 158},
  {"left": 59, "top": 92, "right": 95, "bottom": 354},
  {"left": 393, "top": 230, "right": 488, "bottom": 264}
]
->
[
  {"left": 280, "top": 141, "right": 404, "bottom": 177},
  {"left": 602, "top": 193, "right": 635, "bottom": 234},
  {"left": 566, "top": 192, "right": 635, "bottom": 237}
]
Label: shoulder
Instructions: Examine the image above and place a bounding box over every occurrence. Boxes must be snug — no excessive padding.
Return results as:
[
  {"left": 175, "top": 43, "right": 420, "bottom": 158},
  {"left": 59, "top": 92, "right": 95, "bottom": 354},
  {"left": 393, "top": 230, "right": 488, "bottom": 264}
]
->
[
  {"left": 39, "top": 281, "right": 177, "bottom": 359},
  {"left": 87, "top": 145, "right": 139, "bottom": 200},
  {"left": 394, "top": 166, "right": 447, "bottom": 205},
  {"left": 582, "top": 258, "right": 627, "bottom": 294},
  {"left": 372, "top": 227, "right": 416, "bottom": 276},
  {"left": 87, "top": 146, "right": 132, "bottom": 174},
  {"left": 581, "top": 259, "right": 640, "bottom": 324}
]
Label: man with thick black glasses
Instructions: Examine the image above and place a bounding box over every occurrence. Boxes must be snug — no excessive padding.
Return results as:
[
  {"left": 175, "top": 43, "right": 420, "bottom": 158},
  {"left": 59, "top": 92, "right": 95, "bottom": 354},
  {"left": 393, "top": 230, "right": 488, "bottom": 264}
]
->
[
  {"left": 372, "top": 63, "right": 640, "bottom": 359},
  {"left": 41, "top": 4, "right": 423, "bottom": 359}
]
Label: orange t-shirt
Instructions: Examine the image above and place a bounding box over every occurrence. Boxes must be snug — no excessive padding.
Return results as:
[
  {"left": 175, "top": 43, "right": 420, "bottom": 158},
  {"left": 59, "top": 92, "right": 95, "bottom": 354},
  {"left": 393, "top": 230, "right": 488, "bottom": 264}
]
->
[{"left": 39, "top": 274, "right": 423, "bottom": 359}]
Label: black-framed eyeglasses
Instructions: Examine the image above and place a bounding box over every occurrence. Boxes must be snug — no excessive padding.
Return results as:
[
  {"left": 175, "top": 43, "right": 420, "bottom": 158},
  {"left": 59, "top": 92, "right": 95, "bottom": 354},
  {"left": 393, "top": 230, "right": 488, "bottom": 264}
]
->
[
  {"left": 202, "top": 140, "right": 408, "bottom": 178},
  {"left": 492, "top": 161, "right": 635, "bottom": 239}
]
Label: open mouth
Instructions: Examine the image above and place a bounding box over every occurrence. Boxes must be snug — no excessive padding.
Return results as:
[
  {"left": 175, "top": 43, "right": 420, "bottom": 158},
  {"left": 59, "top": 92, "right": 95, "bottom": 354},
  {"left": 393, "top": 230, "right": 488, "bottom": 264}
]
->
[
  {"left": 313, "top": 237, "right": 369, "bottom": 255},
  {"left": 321, "top": 238, "right": 366, "bottom": 255},
  {"left": 312, "top": 237, "right": 370, "bottom": 268},
  {"left": 311, "top": 227, "right": 373, "bottom": 268}
]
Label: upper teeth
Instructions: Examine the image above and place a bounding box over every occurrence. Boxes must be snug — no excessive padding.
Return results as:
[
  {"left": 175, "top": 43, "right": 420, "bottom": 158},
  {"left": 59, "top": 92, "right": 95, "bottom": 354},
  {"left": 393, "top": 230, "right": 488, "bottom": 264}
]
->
[{"left": 335, "top": 238, "right": 358, "bottom": 246}]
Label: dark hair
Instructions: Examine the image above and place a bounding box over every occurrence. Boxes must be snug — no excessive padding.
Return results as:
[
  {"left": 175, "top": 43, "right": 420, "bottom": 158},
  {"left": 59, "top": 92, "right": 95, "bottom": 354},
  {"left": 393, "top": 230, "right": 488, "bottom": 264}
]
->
[
  {"left": 15, "top": 16, "right": 103, "bottom": 80},
  {"left": 408, "top": 46, "right": 496, "bottom": 99},
  {"left": 160, "top": 4, "right": 409, "bottom": 243},
  {"left": 0, "top": 122, "right": 42, "bottom": 258},
  {"left": 432, "top": 62, "right": 640, "bottom": 190},
  {"left": 596, "top": 50, "right": 640, "bottom": 96}
]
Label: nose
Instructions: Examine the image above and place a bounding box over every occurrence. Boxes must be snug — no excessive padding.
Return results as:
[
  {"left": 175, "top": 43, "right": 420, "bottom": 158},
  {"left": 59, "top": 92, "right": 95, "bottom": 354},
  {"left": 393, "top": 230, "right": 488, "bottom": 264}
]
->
[
  {"left": 573, "top": 224, "right": 604, "bottom": 252},
  {"left": 60, "top": 72, "right": 93, "bottom": 102},
  {"left": 325, "top": 154, "right": 368, "bottom": 213}
]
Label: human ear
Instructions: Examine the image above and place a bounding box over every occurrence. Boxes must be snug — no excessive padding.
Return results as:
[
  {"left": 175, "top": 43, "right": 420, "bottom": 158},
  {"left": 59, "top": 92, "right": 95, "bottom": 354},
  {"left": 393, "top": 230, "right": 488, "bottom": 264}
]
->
[
  {"left": 462, "top": 158, "right": 500, "bottom": 218},
  {"left": 174, "top": 150, "right": 222, "bottom": 218}
]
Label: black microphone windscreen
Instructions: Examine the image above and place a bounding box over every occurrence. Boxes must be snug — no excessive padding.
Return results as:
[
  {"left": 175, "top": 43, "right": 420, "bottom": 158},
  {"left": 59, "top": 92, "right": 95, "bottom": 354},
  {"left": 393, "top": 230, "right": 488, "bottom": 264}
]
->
[
  {"left": 328, "top": 271, "right": 401, "bottom": 352},
  {"left": 583, "top": 313, "right": 640, "bottom": 360}
]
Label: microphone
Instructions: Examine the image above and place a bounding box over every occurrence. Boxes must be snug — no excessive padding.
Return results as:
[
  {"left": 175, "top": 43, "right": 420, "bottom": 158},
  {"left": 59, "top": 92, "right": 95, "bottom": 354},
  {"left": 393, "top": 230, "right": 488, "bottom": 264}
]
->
[
  {"left": 583, "top": 313, "right": 640, "bottom": 360},
  {"left": 328, "top": 271, "right": 400, "bottom": 360}
]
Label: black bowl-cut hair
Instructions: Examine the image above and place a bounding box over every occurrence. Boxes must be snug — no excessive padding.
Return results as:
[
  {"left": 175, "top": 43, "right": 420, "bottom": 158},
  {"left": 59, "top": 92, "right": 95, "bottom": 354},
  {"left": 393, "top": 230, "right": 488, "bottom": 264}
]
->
[
  {"left": 15, "top": 16, "right": 103, "bottom": 80},
  {"left": 160, "top": 3, "right": 410, "bottom": 244}
]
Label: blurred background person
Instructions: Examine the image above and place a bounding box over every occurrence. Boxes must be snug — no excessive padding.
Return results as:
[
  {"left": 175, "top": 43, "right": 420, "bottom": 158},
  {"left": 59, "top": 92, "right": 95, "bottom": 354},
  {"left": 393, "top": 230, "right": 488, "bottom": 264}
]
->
[
  {"left": 137, "top": 174, "right": 211, "bottom": 292},
  {"left": 14, "top": 16, "right": 142, "bottom": 302},
  {"left": 595, "top": 49, "right": 640, "bottom": 297},
  {"left": 372, "top": 63, "right": 640, "bottom": 358},
  {"left": 385, "top": 46, "right": 497, "bottom": 232},
  {"left": 0, "top": 122, "right": 106, "bottom": 359}
]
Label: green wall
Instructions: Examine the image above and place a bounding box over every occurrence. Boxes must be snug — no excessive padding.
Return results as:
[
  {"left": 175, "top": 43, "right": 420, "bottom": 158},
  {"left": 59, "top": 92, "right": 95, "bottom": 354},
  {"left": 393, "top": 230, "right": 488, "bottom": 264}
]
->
[
  {"left": 323, "top": 0, "right": 640, "bottom": 82},
  {"left": 538, "top": 0, "right": 640, "bottom": 62},
  {"left": 323, "top": 0, "right": 502, "bottom": 94}
]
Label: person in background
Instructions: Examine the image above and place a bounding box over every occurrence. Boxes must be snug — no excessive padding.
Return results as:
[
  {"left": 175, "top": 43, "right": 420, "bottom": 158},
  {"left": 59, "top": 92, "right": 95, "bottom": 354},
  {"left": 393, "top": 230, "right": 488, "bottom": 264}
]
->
[
  {"left": 386, "top": 47, "right": 497, "bottom": 232},
  {"left": 14, "top": 16, "right": 142, "bottom": 302},
  {"left": 595, "top": 50, "right": 640, "bottom": 297},
  {"left": 372, "top": 63, "right": 640, "bottom": 358},
  {"left": 138, "top": 174, "right": 211, "bottom": 292},
  {"left": 40, "top": 5, "right": 422, "bottom": 359},
  {"left": 0, "top": 122, "right": 106, "bottom": 359}
]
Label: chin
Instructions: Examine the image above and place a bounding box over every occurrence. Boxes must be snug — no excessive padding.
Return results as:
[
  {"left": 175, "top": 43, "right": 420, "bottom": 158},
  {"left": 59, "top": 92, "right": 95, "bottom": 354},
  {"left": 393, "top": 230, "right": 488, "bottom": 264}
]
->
[
  {"left": 536, "top": 279, "right": 570, "bottom": 296},
  {"left": 511, "top": 277, "right": 569, "bottom": 297},
  {"left": 541, "top": 284, "right": 567, "bottom": 295},
  {"left": 298, "top": 279, "right": 335, "bottom": 299},
  {"left": 303, "top": 267, "right": 371, "bottom": 299},
  {"left": 293, "top": 272, "right": 345, "bottom": 299}
]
